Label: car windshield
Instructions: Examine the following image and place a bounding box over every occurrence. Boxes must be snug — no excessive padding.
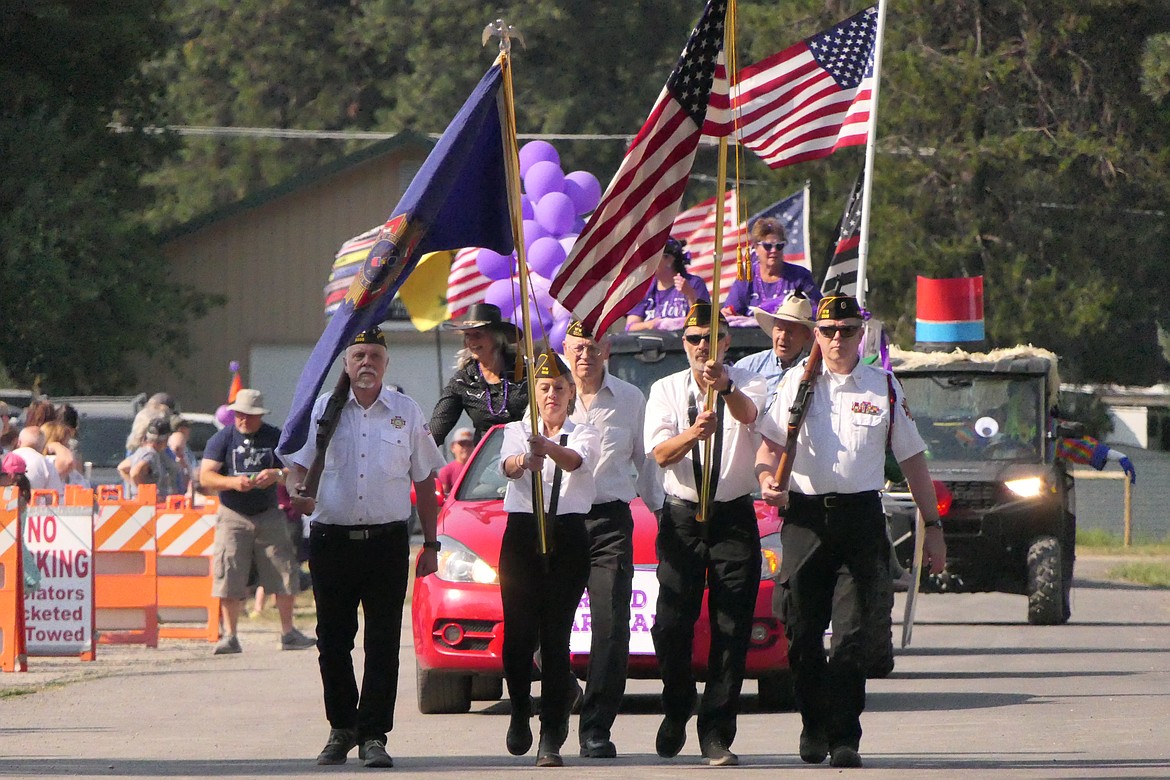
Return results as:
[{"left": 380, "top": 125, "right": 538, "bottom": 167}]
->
[
  {"left": 75, "top": 415, "right": 131, "bottom": 468},
  {"left": 899, "top": 373, "right": 1046, "bottom": 462},
  {"left": 608, "top": 337, "right": 770, "bottom": 395},
  {"left": 456, "top": 427, "right": 508, "bottom": 502}
]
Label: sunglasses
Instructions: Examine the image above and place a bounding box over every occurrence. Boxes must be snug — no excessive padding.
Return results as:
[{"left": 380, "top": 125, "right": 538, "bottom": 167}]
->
[
  {"left": 683, "top": 332, "right": 713, "bottom": 345},
  {"left": 758, "top": 241, "right": 785, "bottom": 252},
  {"left": 816, "top": 325, "right": 862, "bottom": 339}
]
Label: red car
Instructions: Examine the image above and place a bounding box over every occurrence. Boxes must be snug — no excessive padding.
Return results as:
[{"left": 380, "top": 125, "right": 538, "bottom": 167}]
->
[{"left": 411, "top": 425, "right": 792, "bottom": 714}]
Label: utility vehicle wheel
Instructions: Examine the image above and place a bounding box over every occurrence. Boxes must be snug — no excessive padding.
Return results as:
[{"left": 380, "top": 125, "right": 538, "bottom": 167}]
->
[{"left": 1026, "top": 536, "right": 1068, "bottom": 625}]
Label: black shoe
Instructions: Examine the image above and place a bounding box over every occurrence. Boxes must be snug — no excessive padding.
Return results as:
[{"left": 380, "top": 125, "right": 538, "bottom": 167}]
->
[
  {"left": 655, "top": 715, "right": 687, "bottom": 758},
  {"left": 799, "top": 730, "right": 828, "bottom": 764},
  {"left": 829, "top": 745, "right": 863, "bottom": 768},
  {"left": 535, "top": 724, "right": 567, "bottom": 767},
  {"left": 701, "top": 738, "right": 739, "bottom": 767},
  {"left": 316, "top": 728, "right": 357, "bottom": 765},
  {"left": 358, "top": 738, "right": 393, "bottom": 768},
  {"left": 507, "top": 703, "right": 533, "bottom": 756},
  {"left": 569, "top": 678, "right": 584, "bottom": 715},
  {"left": 579, "top": 737, "right": 617, "bottom": 758}
]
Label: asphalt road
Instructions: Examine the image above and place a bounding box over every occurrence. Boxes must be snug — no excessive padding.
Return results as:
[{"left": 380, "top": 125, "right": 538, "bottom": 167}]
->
[{"left": 0, "top": 557, "right": 1167, "bottom": 779}]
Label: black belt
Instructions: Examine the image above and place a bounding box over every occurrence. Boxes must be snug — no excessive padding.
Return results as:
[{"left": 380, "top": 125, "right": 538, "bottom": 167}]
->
[
  {"left": 311, "top": 521, "right": 404, "bottom": 540},
  {"left": 664, "top": 494, "right": 752, "bottom": 511},
  {"left": 789, "top": 490, "right": 880, "bottom": 509}
]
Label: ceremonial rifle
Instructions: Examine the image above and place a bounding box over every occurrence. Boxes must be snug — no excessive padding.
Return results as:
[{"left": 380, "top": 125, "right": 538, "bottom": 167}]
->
[
  {"left": 771, "top": 341, "right": 822, "bottom": 492},
  {"left": 301, "top": 371, "right": 351, "bottom": 500}
]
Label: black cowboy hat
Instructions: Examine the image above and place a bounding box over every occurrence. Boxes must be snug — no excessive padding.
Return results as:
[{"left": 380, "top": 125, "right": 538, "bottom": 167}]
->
[{"left": 448, "top": 303, "right": 522, "bottom": 341}]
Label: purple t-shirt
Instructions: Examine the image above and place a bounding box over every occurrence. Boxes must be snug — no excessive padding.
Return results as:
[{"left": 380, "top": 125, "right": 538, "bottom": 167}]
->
[
  {"left": 722, "top": 259, "right": 821, "bottom": 315},
  {"left": 628, "top": 273, "right": 711, "bottom": 320}
]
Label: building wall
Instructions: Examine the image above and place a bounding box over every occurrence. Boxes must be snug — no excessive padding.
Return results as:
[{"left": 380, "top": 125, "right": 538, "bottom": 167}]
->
[{"left": 140, "top": 142, "right": 429, "bottom": 416}]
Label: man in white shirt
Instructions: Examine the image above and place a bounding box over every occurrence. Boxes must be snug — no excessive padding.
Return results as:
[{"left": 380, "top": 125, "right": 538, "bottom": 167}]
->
[
  {"left": 643, "top": 303, "right": 775, "bottom": 767},
  {"left": 562, "top": 321, "right": 660, "bottom": 759},
  {"left": 287, "top": 327, "right": 444, "bottom": 769},
  {"left": 12, "top": 427, "right": 64, "bottom": 493},
  {"left": 756, "top": 294, "right": 947, "bottom": 769}
]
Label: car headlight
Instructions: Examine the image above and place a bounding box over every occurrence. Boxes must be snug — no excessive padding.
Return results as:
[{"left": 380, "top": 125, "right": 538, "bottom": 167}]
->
[
  {"left": 434, "top": 535, "right": 499, "bottom": 584},
  {"left": 1004, "top": 477, "right": 1044, "bottom": 498},
  {"left": 760, "top": 532, "right": 783, "bottom": 580}
]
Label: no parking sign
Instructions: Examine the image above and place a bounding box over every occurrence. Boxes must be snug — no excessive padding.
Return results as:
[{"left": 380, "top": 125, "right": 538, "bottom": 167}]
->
[{"left": 22, "top": 506, "right": 95, "bottom": 656}]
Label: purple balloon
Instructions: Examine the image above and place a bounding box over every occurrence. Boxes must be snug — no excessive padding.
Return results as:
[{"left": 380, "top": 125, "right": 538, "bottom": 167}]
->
[
  {"left": 534, "top": 191, "right": 576, "bottom": 236},
  {"left": 522, "top": 219, "right": 550, "bottom": 253},
  {"left": 528, "top": 274, "right": 556, "bottom": 317},
  {"left": 519, "top": 141, "right": 560, "bottom": 178},
  {"left": 524, "top": 160, "right": 565, "bottom": 202},
  {"left": 563, "top": 170, "right": 602, "bottom": 215},
  {"left": 572, "top": 216, "right": 587, "bottom": 233},
  {"left": 558, "top": 234, "right": 579, "bottom": 256},
  {"left": 548, "top": 315, "right": 571, "bottom": 354},
  {"left": 476, "top": 248, "right": 515, "bottom": 281},
  {"left": 528, "top": 236, "right": 566, "bottom": 278},
  {"left": 513, "top": 309, "right": 549, "bottom": 340},
  {"left": 215, "top": 404, "right": 234, "bottom": 427},
  {"left": 520, "top": 194, "right": 534, "bottom": 221},
  {"left": 484, "top": 277, "right": 520, "bottom": 319}
]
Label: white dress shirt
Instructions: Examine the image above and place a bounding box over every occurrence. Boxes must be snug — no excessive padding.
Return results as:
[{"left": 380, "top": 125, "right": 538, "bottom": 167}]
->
[
  {"left": 499, "top": 418, "right": 600, "bottom": 516},
  {"left": 568, "top": 370, "right": 663, "bottom": 510},
  {"left": 289, "top": 386, "right": 444, "bottom": 525},
  {"left": 767, "top": 360, "right": 926, "bottom": 495},
  {"left": 645, "top": 364, "right": 779, "bottom": 503}
]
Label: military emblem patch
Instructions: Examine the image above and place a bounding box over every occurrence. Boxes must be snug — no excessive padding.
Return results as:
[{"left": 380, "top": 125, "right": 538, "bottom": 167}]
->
[
  {"left": 390, "top": 415, "right": 406, "bottom": 429},
  {"left": 852, "top": 400, "right": 881, "bottom": 416}
]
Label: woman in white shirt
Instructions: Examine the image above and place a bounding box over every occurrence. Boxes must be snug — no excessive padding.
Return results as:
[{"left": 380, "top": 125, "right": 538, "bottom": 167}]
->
[{"left": 497, "top": 351, "right": 599, "bottom": 768}]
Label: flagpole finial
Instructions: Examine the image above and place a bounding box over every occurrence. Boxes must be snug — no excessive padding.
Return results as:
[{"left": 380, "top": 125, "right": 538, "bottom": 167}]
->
[{"left": 482, "top": 19, "right": 525, "bottom": 54}]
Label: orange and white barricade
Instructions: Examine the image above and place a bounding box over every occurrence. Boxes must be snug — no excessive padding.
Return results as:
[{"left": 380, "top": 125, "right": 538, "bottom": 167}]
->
[
  {"left": 0, "top": 489, "right": 28, "bottom": 672},
  {"left": 155, "top": 494, "right": 220, "bottom": 641},
  {"left": 93, "top": 484, "right": 158, "bottom": 646}
]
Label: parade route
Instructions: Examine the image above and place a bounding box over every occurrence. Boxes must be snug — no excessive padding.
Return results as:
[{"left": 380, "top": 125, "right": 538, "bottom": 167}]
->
[{"left": 0, "top": 556, "right": 1167, "bottom": 779}]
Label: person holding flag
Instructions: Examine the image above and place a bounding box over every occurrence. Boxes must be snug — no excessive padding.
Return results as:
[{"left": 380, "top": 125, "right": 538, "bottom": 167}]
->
[{"left": 497, "top": 351, "right": 599, "bottom": 768}]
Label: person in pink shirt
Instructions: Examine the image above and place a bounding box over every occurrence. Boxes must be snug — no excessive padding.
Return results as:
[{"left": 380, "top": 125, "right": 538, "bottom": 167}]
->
[{"left": 437, "top": 428, "right": 476, "bottom": 500}]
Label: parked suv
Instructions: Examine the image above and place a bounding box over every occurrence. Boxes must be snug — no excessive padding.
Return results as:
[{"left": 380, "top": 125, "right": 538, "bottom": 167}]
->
[
  {"left": 606, "top": 327, "right": 773, "bottom": 389},
  {"left": 883, "top": 347, "right": 1077, "bottom": 625}
]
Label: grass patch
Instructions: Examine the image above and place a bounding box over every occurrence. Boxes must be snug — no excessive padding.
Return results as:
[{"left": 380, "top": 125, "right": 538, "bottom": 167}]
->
[
  {"left": 1105, "top": 561, "right": 1170, "bottom": 588},
  {"left": 1076, "top": 528, "right": 1170, "bottom": 555},
  {"left": 0, "top": 687, "right": 37, "bottom": 699}
]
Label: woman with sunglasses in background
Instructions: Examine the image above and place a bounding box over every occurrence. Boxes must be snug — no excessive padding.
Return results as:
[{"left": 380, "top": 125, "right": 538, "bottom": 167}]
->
[
  {"left": 625, "top": 237, "right": 710, "bottom": 331},
  {"left": 721, "top": 217, "right": 820, "bottom": 319}
]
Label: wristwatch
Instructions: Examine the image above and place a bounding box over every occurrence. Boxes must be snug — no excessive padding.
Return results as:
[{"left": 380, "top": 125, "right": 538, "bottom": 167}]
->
[
  {"left": 422, "top": 540, "right": 442, "bottom": 552},
  {"left": 923, "top": 518, "right": 943, "bottom": 530},
  {"left": 719, "top": 378, "right": 735, "bottom": 397}
]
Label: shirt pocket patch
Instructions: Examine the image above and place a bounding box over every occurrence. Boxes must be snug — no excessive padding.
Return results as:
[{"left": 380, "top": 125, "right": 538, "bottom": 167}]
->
[{"left": 378, "top": 428, "right": 412, "bottom": 476}]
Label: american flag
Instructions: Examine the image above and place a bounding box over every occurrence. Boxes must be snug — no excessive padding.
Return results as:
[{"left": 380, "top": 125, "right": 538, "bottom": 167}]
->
[
  {"left": 445, "top": 247, "right": 489, "bottom": 319},
  {"left": 733, "top": 5, "right": 878, "bottom": 169},
  {"left": 671, "top": 185, "right": 811, "bottom": 305},
  {"left": 821, "top": 170, "right": 864, "bottom": 296},
  {"left": 550, "top": 0, "right": 729, "bottom": 338}
]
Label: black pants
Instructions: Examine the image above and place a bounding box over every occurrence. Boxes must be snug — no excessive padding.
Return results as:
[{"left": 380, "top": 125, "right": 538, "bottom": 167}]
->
[
  {"left": 652, "top": 495, "right": 761, "bottom": 748},
  {"left": 309, "top": 522, "right": 410, "bottom": 742},
  {"left": 499, "top": 512, "right": 590, "bottom": 733},
  {"left": 777, "top": 491, "right": 888, "bottom": 752},
  {"left": 578, "top": 501, "right": 634, "bottom": 744}
]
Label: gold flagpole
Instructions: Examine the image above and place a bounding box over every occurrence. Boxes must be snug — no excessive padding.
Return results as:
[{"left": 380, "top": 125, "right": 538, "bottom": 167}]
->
[
  {"left": 487, "top": 20, "right": 550, "bottom": 559},
  {"left": 697, "top": 2, "right": 736, "bottom": 524}
]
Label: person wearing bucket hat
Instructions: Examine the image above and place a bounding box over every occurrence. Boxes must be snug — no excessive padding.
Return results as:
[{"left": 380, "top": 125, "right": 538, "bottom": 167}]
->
[
  {"left": 200, "top": 388, "right": 316, "bottom": 657},
  {"left": 754, "top": 293, "right": 946, "bottom": 769},
  {"left": 430, "top": 303, "right": 529, "bottom": 447},
  {"left": 734, "top": 292, "right": 814, "bottom": 410},
  {"left": 625, "top": 237, "right": 711, "bottom": 331},
  {"left": 497, "top": 349, "right": 599, "bottom": 767},
  {"left": 721, "top": 217, "right": 820, "bottom": 319},
  {"left": 287, "top": 327, "right": 445, "bottom": 769},
  {"left": 643, "top": 302, "right": 780, "bottom": 766}
]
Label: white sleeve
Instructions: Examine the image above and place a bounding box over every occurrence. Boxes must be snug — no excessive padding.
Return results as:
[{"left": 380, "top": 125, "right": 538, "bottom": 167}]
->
[{"left": 644, "top": 379, "right": 679, "bottom": 451}]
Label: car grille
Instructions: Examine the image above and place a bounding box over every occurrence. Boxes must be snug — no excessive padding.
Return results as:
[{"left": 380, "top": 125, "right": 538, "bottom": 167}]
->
[
  {"left": 944, "top": 481, "right": 999, "bottom": 511},
  {"left": 432, "top": 619, "right": 498, "bottom": 652}
]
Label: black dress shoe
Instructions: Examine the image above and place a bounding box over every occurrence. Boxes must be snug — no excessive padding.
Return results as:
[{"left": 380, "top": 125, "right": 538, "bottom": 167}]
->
[
  {"left": 579, "top": 737, "right": 617, "bottom": 758},
  {"left": 506, "top": 703, "right": 533, "bottom": 756},
  {"left": 535, "top": 723, "right": 567, "bottom": 767},
  {"left": 701, "top": 738, "right": 739, "bottom": 767},
  {"left": 316, "top": 728, "right": 357, "bottom": 765},
  {"left": 830, "top": 745, "right": 863, "bottom": 768},
  {"left": 655, "top": 715, "right": 687, "bottom": 758},
  {"left": 799, "top": 730, "right": 828, "bottom": 764},
  {"left": 358, "top": 738, "right": 394, "bottom": 768}
]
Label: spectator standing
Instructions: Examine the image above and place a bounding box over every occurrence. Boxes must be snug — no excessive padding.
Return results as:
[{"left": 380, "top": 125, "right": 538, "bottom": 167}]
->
[
  {"left": 12, "top": 427, "right": 64, "bottom": 493},
  {"left": 118, "top": 418, "right": 174, "bottom": 498},
  {"left": 126, "top": 392, "right": 176, "bottom": 452},
  {"left": 200, "top": 389, "right": 314, "bottom": 656}
]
